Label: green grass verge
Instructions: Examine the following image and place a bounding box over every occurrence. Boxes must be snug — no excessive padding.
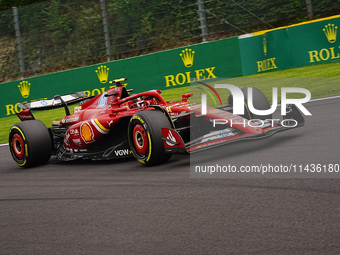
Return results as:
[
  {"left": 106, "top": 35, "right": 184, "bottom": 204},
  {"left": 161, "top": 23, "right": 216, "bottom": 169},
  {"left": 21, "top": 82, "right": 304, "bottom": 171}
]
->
[
  {"left": 162, "top": 61, "right": 340, "bottom": 104},
  {"left": 1, "top": 61, "right": 340, "bottom": 144}
]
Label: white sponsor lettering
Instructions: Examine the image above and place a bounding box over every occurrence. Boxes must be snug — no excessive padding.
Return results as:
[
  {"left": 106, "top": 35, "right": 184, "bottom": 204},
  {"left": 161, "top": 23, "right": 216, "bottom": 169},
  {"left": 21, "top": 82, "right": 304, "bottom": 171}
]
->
[{"left": 114, "top": 149, "right": 130, "bottom": 156}]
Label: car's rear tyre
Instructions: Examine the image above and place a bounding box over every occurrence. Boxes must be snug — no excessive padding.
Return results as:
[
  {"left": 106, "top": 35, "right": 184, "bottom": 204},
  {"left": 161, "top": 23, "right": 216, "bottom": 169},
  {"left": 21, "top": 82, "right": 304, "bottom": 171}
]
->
[
  {"left": 128, "top": 110, "right": 172, "bottom": 166},
  {"left": 228, "top": 87, "right": 272, "bottom": 120},
  {"left": 9, "top": 120, "right": 52, "bottom": 168}
]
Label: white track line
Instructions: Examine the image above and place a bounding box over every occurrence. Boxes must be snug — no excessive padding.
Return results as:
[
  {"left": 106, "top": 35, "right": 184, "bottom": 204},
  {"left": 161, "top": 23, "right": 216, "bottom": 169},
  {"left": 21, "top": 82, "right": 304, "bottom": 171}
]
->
[
  {"left": 308, "top": 95, "right": 340, "bottom": 103},
  {"left": 0, "top": 94, "right": 339, "bottom": 147}
]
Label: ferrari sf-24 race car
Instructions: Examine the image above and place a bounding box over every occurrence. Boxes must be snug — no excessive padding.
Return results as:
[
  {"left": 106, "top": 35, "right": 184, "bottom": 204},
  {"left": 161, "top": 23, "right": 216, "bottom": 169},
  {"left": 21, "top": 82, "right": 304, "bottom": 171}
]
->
[{"left": 9, "top": 78, "right": 304, "bottom": 168}]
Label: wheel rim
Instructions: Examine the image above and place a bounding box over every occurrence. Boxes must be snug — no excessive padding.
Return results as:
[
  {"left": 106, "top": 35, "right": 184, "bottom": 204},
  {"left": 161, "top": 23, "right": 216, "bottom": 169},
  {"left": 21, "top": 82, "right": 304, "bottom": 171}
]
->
[
  {"left": 12, "top": 133, "right": 25, "bottom": 159},
  {"left": 133, "top": 124, "right": 148, "bottom": 156}
]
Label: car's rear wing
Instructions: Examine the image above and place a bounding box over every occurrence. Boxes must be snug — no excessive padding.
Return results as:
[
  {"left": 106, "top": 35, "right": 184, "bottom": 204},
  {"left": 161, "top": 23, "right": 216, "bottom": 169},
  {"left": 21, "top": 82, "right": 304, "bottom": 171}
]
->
[{"left": 18, "top": 92, "right": 88, "bottom": 111}]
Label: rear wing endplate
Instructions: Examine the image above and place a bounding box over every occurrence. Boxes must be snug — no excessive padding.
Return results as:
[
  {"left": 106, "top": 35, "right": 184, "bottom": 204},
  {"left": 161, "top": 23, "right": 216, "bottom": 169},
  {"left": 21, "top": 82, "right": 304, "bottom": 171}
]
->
[{"left": 18, "top": 92, "right": 88, "bottom": 111}]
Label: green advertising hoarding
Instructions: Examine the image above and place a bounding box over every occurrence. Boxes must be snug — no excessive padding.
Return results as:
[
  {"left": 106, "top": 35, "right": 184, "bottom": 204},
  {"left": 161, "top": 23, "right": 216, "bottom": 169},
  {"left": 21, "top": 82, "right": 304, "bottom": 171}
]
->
[
  {"left": 3, "top": 14, "right": 340, "bottom": 119},
  {"left": 239, "top": 28, "right": 293, "bottom": 76},
  {"left": 288, "top": 16, "right": 340, "bottom": 67},
  {"left": 0, "top": 37, "right": 242, "bottom": 118}
]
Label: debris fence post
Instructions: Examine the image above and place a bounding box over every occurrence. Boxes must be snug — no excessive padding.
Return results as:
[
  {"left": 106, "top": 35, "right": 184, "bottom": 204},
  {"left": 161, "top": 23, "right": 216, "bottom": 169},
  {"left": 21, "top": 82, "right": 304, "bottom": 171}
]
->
[
  {"left": 12, "top": 7, "right": 25, "bottom": 79},
  {"left": 306, "top": 0, "right": 314, "bottom": 20},
  {"left": 100, "top": 0, "right": 113, "bottom": 61},
  {"left": 197, "top": 0, "right": 209, "bottom": 42}
]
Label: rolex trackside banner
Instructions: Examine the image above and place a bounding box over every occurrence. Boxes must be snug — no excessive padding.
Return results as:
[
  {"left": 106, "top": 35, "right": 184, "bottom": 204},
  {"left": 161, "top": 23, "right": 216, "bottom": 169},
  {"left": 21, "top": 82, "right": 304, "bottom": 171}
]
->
[
  {"left": 289, "top": 16, "right": 340, "bottom": 67},
  {"left": 0, "top": 37, "right": 242, "bottom": 118},
  {"left": 239, "top": 28, "right": 293, "bottom": 75},
  {"left": 2, "top": 15, "right": 340, "bottom": 118},
  {"left": 238, "top": 14, "right": 340, "bottom": 75}
]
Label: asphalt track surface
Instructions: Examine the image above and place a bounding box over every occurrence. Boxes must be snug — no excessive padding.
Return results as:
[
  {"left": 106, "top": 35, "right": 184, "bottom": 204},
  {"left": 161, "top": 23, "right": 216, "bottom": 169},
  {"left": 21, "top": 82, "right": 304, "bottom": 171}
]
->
[{"left": 0, "top": 98, "right": 339, "bottom": 255}]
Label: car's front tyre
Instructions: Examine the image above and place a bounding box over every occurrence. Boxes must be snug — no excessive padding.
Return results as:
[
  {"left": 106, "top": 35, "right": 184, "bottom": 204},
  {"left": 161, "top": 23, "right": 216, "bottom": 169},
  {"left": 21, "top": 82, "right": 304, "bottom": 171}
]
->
[{"left": 128, "top": 110, "right": 172, "bottom": 166}]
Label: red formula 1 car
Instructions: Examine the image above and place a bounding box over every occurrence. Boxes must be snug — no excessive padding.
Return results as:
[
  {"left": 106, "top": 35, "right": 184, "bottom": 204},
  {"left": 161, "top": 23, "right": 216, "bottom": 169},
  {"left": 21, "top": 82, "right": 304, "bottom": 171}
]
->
[{"left": 9, "top": 78, "right": 304, "bottom": 168}]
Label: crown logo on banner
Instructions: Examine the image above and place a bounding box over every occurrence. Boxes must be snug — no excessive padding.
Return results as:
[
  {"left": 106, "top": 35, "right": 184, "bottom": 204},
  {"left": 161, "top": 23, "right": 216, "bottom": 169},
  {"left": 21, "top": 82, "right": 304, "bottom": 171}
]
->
[
  {"left": 180, "top": 48, "right": 195, "bottom": 68},
  {"left": 263, "top": 37, "right": 267, "bottom": 56},
  {"left": 95, "top": 65, "right": 110, "bottom": 83},
  {"left": 323, "top": 23, "right": 338, "bottom": 43},
  {"left": 18, "top": 80, "right": 31, "bottom": 98}
]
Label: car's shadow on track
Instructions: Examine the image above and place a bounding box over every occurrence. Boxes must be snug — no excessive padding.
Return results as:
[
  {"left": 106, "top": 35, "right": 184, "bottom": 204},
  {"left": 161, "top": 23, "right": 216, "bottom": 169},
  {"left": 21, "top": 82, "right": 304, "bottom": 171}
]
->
[
  {"left": 190, "top": 132, "right": 304, "bottom": 165},
  {"left": 50, "top": 153, "right": 190, "bottom": 172},
  {"left": 50, "top": 156, "right": 134, "bottom": 167},
  {"left": 48, "top": 133, "right": 302, "bottom": 172},
  {"left": 48, "top": 128, "right": 304, "bottom": 169}
]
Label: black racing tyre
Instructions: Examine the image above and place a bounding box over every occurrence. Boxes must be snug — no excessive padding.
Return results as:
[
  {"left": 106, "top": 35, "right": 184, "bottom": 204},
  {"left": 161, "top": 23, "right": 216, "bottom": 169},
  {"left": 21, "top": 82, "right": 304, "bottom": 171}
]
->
[
  {"left": 228, "top": 87, "right": 272, "bottom": 120},
  {"left": 9, "top": 120, "right": 52, "bottom": 168},
  {"left": 128, "top": 110, "right": 172, "bottom": 166}
]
